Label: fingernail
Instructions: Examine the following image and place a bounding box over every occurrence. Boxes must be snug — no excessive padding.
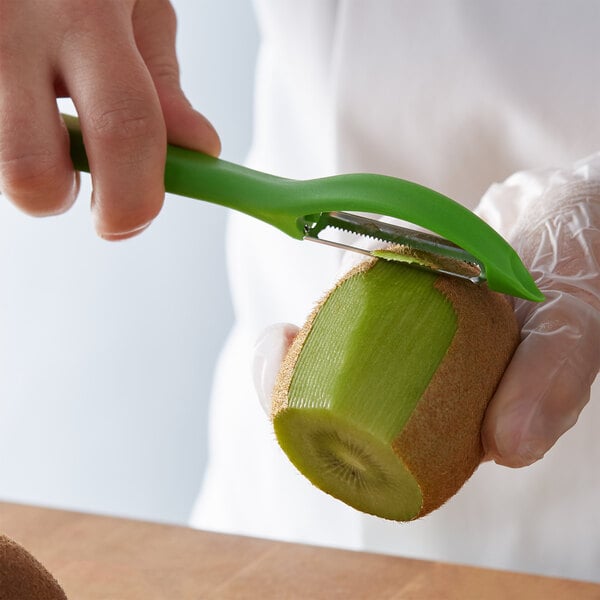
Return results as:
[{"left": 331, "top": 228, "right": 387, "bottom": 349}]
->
[
  {"left": 58, "top": 172, "right": 80, "bottom": 214},
  {"left": 99, "top": 220, "right": 153, "bottom": 241},
  {"left": 514, "top": 440, "right": 546, "bottom": 467},
  {"left": 489, "top": 438, "right": 546, "bottom": 468}
]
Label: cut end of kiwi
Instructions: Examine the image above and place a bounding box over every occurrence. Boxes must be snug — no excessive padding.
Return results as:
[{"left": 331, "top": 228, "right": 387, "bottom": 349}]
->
[{"left": 274, "top": 408, "right": 423, "bottom": 521}]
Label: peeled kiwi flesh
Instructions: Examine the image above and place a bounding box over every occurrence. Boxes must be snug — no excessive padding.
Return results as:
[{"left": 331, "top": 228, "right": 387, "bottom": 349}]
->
[{"left": 271, "top": 258, "right": 519, "bottom": 521}]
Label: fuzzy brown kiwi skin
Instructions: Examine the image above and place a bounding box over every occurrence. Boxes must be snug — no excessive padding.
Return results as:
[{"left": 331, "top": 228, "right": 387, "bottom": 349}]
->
[
  {"left": 0, "top": 534, "right": 68, "bottom": 599},
  {"left": 393, "top": 274, "right": 520, "bottom": 517},
  {"left": 272, "top": 258, "right": 520, "bottom": 520}
]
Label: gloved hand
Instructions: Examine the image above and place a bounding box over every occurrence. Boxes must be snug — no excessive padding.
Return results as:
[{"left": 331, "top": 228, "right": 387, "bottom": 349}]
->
[
  {"left": 0, "top": 0, "right": 220, "bottom": 240},
  {"left": 254, "top": 155, "right": 600, "bottom": 469},
  {"left": 476, "top": 155, "right": 600, "bottom": 467}
]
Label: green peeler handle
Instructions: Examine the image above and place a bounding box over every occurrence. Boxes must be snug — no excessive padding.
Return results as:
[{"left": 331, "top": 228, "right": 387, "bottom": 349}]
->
[
  {"left": 63, "top": 114, "right": 543, "bottom": 302},
  {"left": 64, "top": 113, "right": 298, "bottom": 230}
]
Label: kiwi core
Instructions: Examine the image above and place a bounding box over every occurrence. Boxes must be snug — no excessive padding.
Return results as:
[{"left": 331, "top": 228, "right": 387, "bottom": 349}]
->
[{"left": 274, "top": 408, "right": 424, "bottom": 520}]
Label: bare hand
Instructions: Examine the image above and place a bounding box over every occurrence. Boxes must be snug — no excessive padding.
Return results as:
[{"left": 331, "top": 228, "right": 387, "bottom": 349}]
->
[{"left": 0, "top": 0, "right": 220, "bottom": 239}]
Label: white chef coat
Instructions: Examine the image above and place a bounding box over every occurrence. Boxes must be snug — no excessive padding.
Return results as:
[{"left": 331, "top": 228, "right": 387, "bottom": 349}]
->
[{"left": 191, "top": 1, "right": 600, "bottom": 582}]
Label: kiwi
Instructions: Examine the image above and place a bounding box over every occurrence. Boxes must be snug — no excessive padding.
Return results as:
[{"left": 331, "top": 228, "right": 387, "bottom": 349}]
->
[
  {"left": 271, "top": 258, "right": 519, "bottom": 521},
  {"left": 0, "top": 534, "right": 67, "bottom": 599}
]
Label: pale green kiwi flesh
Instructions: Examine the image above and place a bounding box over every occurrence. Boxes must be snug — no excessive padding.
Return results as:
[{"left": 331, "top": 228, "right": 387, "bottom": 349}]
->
[{"left": 273, "top": 261, "right": 457, "bottom": 521}]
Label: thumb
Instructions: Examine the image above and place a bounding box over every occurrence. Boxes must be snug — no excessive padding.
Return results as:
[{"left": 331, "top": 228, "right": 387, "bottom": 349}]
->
[
  {"left": 482, "top": 292, "right": 600, "bottom": 467},
  {"left": 132, "top": 0, "right": 221, "bottom": 155},
  {"left": 252, "top": 323, "right": 300, "bottom": 416}
]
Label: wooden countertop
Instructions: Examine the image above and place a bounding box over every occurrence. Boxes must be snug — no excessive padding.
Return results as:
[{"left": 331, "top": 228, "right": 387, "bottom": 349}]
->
[{"left": 0, "top": 501, "right": 598, "bottom": 599}]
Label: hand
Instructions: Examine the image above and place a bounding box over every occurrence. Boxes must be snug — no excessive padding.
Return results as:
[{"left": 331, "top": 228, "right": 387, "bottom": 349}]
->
[
  {"left": 476, "top": 157, "right": 600, "bottom": 467},
  {"left": 0, "top": 0, "right": 220, "bottom": 239}
]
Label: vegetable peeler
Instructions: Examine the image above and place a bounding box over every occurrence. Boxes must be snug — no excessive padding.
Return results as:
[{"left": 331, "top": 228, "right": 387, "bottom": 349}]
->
[{"left": 63, "top": 114, "right": 543, "bottom": 302}]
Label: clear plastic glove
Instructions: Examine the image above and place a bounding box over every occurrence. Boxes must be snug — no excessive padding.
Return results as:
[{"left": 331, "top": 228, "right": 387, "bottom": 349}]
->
[
  {"left": 0, "top": 0, "right": 220, "bottom": 239},
  {"left": 476, "top": 156, "right": 600, "bottom": 467},
  {"left": 254, "top": 156, "right": 600, "bottom": 469}
]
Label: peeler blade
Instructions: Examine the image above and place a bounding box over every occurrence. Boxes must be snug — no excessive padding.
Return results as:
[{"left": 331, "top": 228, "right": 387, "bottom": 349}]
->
[{"left": 302, "top": 211, "right": 486, "bottom": 284}]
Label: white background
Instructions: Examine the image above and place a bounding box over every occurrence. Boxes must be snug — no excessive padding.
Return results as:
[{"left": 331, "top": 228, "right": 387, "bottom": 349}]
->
[{"left": 0, "top": 0, "right": 259, "bottom": 524}]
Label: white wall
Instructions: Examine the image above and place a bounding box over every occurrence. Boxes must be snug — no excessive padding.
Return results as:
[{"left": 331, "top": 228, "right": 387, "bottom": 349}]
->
[{"left": 0, "top": 1, "right": 258, "bottom": 524}]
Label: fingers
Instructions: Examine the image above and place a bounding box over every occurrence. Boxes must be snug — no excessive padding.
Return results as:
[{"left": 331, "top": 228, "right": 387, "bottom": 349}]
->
[
  {"left": 59, "top": 3, "right": 167, "bottom": 240},
  {"left": 132, "top": 0, "right": 221, "bottom": 155},
  {"left": 253, "top": 323, "right": 299, "bottom": 416},
  {"left": 482, "top": 292, "right": 600, "bottom": 467},
  {"left": 0, "top": 9, "right": 78, "bottom": 215},
  {"left": 1, "top": 0, "right": 220, "bottom": 239}
]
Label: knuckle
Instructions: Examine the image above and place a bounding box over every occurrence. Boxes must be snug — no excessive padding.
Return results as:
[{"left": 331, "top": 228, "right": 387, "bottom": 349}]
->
[
  {"left": 60, "top": 0, "right": 133, "bottom": 40},
  {"left": 149, "top": 58, "right": 180, "bottom": 88},
  {"left": 87, "top": 99, "right": 163, "bottom": 146},
  {"left": 0, "top": 151, "right": 71, "bottom": 214},
  {"left": 1, "top": 150, "right": 52, "bottom": 187}
]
